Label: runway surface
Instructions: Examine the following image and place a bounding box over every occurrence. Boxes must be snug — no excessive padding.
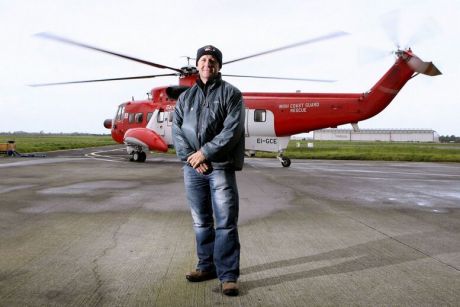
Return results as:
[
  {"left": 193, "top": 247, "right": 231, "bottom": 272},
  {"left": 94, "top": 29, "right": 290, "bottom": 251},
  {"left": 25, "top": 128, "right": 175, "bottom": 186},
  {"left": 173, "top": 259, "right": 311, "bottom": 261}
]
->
[{"left": 1, "top": 146, "right": 459, "bottom": 306}]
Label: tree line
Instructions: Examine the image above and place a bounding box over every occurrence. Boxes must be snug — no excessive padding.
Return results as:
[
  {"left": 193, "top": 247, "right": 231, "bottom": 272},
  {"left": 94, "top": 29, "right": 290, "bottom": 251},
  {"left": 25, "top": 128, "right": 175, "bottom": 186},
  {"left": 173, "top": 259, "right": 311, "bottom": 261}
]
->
[{"left": 439, "top": 135, "right": 460, "bottom": 143}]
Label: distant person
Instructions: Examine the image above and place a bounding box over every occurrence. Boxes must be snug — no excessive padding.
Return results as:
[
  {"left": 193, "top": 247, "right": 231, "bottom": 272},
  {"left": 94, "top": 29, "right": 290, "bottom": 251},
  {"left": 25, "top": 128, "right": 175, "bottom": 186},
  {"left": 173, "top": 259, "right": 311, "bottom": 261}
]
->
[{"left": 172, "top": 45, "right": 245, "bottom": 296}]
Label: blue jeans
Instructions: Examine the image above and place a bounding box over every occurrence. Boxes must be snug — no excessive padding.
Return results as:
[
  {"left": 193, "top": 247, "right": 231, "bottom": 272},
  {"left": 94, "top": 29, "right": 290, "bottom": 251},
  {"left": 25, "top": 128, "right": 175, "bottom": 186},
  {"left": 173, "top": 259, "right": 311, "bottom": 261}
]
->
[{"left": 183, "top": 165, "right": 240, "bottom": 282}]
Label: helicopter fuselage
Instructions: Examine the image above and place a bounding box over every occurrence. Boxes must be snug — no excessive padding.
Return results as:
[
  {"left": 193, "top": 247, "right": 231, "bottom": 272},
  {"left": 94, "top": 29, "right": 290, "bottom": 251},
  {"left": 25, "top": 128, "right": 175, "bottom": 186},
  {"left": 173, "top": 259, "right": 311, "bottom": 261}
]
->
[{"left": 105, "top": 50, "right": 435, "bottom": 166}]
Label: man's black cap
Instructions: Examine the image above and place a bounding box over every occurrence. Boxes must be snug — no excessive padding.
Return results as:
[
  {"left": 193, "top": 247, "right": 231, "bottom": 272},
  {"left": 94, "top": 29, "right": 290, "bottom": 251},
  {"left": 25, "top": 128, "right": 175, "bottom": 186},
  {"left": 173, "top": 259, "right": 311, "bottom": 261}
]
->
[{"left": 196, "top": 45, "right": 223, "bottom": 68}]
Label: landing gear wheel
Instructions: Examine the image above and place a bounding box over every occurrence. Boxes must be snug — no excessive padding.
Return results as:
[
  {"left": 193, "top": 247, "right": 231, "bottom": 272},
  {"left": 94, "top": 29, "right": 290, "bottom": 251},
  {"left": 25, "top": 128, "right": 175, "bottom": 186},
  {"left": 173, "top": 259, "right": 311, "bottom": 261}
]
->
[
  {"left": 281, "top": 157, "right": 291, "bottom": 167},
  {"left": 138, "top": 151, "right": 146, "bottom": 162},
  {"left": 131, "top": 151, "right": 146, "bottom": 162}
]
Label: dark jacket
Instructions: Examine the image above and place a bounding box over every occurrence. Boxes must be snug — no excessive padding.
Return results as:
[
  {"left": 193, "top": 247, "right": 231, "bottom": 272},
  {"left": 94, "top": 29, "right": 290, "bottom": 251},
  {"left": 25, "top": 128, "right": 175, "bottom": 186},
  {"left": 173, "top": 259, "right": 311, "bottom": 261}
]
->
[{"left": 172, "top": 74, "right": 245, "bottom": 170}]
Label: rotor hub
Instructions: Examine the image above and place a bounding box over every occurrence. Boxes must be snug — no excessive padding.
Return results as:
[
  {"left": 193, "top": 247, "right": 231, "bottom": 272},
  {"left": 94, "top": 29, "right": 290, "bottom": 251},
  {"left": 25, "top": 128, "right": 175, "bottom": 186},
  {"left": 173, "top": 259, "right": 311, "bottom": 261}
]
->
[{"left": 180, "top": 66, "right": 198, "bottom": 76}]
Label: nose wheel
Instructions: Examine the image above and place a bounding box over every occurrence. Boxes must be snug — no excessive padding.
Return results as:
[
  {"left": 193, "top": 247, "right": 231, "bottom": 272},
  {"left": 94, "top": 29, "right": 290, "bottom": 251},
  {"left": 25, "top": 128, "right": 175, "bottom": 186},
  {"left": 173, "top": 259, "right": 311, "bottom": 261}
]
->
[
  {"left": 277, "top": 155, "right": 291, "bottom": 167},
  {"left": 130, "top": 151, "right": 146, "bottom": 162}
]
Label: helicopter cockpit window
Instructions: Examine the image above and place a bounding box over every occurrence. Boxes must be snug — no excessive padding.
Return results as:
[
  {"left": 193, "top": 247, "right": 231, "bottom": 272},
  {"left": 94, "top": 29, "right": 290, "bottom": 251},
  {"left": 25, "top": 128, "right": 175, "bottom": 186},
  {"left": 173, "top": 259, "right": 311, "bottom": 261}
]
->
[
  {"left": 254, "top": 109, "right": 266, "bottom": 122},
  {"left": 147, "top": 112, "right": 153, "bottom": 123},
  {"left": 115, "top": 107, "right": 120, "bottom": 120},
  {"left": 128, "top": 113, "right": 135, "bottom": 123},
  {"left": 135, "top": 112, "right": 143, "bottom": 123},
  {"left": 116, "top": 105, "right": 124, "bottom": 121},
  {"left": 157, "top": 111, "right": 165, "bottom": 123},
  {"left": 121, "top": 107, "right": 126, "bottom": 120}
]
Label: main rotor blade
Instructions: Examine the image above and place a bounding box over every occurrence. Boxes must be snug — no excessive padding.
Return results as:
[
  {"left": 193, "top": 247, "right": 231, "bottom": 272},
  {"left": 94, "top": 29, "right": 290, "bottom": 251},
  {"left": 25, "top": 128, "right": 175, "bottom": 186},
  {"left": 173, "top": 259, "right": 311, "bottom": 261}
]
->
[
  {"left": 35, "top": 32, "right": 183, "bottom": 73},
  {"left": 223, "top": 31, "right": 349, "bottom": 65},
  {"left": 223, "top": 74, "right": 335, "bottom": 82},
  {"left": 29, "top": 73, "right": 178, "bottom": 87}
]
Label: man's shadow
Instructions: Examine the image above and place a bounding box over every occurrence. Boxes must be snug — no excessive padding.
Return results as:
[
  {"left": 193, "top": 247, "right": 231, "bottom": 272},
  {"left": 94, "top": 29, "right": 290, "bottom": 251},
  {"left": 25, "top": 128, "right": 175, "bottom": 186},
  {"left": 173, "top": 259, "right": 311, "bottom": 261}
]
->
[{"left": 239, "top": 231, "right": 458, "bottom": 295}]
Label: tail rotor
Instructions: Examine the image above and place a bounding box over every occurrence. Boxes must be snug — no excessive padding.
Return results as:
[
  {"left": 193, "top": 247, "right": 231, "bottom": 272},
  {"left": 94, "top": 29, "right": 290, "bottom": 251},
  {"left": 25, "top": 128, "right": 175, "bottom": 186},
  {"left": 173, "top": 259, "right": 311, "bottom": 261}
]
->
[{"left": 359, "top": 10, "right": 441, "bottom": 66}]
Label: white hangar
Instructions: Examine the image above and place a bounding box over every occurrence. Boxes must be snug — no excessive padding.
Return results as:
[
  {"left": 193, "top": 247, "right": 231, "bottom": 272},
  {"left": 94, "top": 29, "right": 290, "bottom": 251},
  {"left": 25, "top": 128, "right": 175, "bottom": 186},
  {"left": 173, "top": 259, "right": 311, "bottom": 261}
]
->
[{"left": 313, "top": 129, "right": 439, "bottom": 142}]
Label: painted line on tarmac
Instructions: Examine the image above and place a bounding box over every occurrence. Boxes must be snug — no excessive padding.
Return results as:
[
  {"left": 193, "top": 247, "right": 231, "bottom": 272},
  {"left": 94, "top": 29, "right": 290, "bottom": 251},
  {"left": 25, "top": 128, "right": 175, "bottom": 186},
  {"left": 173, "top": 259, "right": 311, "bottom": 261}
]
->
[
  {"left": 85, "top": 148, "right": 127, "bottom": 162},
  {"left": 245, "top": 158, "right": 460, "bottom": 179},
  {"left": 0, "top": 158, "right": 86, "bottom": 168},
  {"left": 289, "top": 164, "right": 460, "bottom": 179}
]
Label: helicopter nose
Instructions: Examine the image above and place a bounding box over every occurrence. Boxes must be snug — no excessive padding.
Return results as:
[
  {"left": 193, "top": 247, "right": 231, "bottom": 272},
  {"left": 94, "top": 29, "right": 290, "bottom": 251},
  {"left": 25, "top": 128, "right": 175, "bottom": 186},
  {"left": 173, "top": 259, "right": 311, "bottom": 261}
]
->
[{"left": 103, "top": 119, "right": 112, "bottom": 129}]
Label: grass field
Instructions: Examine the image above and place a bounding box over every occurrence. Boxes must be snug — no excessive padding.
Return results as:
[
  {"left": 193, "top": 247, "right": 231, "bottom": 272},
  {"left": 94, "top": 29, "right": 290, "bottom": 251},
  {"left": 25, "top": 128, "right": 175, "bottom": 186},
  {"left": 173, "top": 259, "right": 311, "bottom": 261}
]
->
[
  {"left": 0, "top": 134, "right": 115, "bottom": 154},
  {"left": 257, "top": 140, "right": 460, "bottom": 162},
  {"left": 1, "top": 134, "right": 460, "bottom": 162}
]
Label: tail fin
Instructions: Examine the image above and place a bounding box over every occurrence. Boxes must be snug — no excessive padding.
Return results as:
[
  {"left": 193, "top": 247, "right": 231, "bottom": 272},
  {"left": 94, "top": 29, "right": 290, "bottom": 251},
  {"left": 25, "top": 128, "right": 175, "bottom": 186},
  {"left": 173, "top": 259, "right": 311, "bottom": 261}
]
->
[
  {"left": 360, "top": 49, "right": 440, "bottom": 120},
  {"left": 398, "top": 49, "right": 442, "bottom": 76},
  {"left": 407, "top": 56, "right": 442, "bottom": 76}
]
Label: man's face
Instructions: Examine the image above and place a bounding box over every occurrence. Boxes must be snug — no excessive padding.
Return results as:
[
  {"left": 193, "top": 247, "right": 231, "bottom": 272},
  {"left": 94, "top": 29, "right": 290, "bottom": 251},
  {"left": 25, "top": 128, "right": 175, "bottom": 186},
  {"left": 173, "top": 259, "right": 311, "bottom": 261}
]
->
[{"left": 197, "top": 54, "right": 220, "bottom": 83}]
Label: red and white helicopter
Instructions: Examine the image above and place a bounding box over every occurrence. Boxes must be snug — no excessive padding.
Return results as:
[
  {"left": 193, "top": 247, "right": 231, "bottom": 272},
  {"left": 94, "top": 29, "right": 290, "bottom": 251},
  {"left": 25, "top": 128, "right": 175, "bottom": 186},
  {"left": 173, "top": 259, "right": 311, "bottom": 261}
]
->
[{"left": 33, "top": 32, "right": 441, "bottom": 167}]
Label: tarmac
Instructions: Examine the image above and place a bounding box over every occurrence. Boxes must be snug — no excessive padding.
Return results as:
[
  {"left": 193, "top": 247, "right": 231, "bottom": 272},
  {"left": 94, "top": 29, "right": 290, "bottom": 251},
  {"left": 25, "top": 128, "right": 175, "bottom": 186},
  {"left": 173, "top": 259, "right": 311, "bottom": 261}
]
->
[{"left": 0, "top": 145, "right": 459, "bottom": 306}]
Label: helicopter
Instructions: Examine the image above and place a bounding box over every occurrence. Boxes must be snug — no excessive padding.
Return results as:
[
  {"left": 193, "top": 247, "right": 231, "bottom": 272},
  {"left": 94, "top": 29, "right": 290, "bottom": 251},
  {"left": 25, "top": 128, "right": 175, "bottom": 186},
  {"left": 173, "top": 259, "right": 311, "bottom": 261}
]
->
[{"left": 32, "top": 32, "right": 441, "bottom": 167}]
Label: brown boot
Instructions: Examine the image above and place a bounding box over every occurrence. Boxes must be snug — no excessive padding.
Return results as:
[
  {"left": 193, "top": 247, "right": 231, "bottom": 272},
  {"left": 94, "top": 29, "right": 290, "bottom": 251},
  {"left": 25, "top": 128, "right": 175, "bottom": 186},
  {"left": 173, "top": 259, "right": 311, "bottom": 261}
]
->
[
  {"left": 222, "top": 281, "right": 239, "bottom": 296},
  {"left": 185, "top": 270, "right": 217, "bottom": 282}
]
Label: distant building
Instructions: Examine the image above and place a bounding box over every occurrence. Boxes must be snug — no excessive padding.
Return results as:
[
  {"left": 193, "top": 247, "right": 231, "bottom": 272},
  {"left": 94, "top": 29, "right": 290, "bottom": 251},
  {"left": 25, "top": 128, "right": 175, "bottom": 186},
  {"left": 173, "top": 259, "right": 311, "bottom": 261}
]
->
[{"left": 313, "top": 129, "right": 439, "bottom": 143}]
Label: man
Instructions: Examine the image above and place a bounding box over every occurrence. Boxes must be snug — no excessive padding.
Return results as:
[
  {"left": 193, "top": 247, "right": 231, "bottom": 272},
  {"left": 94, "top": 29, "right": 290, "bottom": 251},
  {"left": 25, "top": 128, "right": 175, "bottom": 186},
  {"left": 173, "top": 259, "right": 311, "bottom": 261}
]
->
[{"left": 172, "top": 45, "right": 245, "bottom": 296}]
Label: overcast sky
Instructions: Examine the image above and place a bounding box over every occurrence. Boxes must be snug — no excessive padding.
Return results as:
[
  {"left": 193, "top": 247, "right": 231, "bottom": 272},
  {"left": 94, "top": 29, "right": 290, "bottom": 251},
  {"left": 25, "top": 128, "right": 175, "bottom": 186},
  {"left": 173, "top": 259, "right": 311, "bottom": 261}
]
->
[{"left": 0, "top": 0, "right": 458, "bottom": 135}]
